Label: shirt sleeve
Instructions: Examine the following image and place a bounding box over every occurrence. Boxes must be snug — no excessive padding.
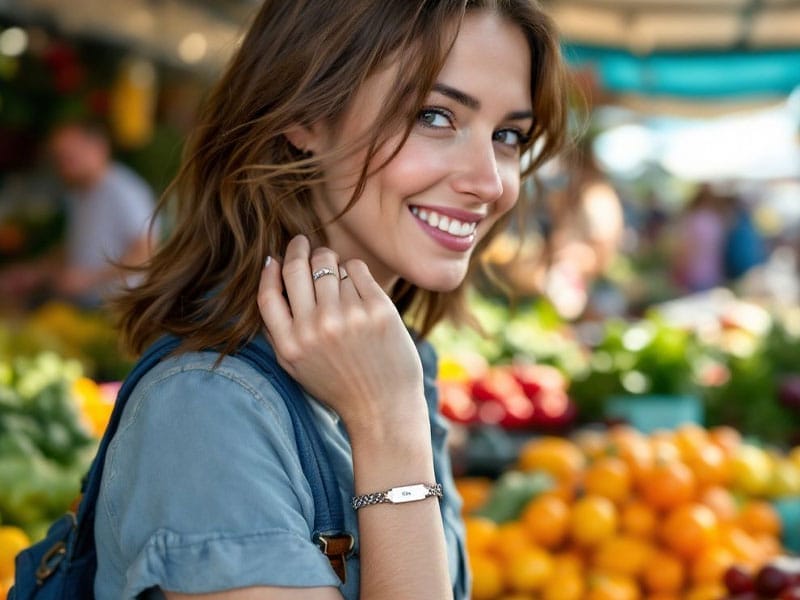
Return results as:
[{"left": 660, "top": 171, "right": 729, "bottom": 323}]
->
[
  {"left": 109, "top": 167, "right": 157, "bottom": 248},
  {"left": 98, "top": 353, "right": 342, "bottom": 597}
]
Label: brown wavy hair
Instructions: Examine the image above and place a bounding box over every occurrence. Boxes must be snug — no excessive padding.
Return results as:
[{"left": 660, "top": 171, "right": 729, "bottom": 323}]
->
[{"left": 114, "top": 0, "right": 570, "bottom": 356}]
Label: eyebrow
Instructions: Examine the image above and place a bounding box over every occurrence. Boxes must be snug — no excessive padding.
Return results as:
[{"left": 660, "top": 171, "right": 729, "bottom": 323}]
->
[{"left": 432, "top": 83, "right": 533, "bottom": 122}]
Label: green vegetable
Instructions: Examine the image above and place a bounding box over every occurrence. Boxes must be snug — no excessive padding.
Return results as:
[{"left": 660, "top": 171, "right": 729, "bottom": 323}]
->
[{"left": 475, "top": 470, "right": 553, "bottom": 523}]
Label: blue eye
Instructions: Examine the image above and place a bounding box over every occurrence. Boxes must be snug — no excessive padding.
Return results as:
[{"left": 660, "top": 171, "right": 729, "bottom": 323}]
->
[
  {"left": 418, "top": 108, "right": 453, "bottom": 129},
  {"left": 493, "top": 128, "right": 528, "bottom": 148}
]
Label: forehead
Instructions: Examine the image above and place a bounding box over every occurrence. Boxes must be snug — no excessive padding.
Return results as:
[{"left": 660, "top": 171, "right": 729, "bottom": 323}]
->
[{"left": 437, "top": 11, "right": 532, "bottom": 108}]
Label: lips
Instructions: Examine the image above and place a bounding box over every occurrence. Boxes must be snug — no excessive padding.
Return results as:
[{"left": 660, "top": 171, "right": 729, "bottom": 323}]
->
[
  {"left": 409, "top": 205, "right": 482, "bottom": 238},
  {"left": 409, "top": 205, "right": 483, "bottom": 252}
]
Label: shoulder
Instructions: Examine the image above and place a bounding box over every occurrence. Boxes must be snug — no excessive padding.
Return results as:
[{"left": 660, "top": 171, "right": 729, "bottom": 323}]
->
[{"left": 105, "top": 164, "right": 155, "bottom": 204}]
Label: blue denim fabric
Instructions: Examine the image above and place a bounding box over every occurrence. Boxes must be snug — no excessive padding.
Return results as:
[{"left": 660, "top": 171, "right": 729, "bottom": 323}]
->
[{"left": 94, "top": 336, "right": 468, "bottom": 598}]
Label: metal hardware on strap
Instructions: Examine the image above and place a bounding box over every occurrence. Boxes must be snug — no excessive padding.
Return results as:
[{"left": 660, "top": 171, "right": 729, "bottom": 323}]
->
[
  {"left": 35, "top": 541, "right": 67, "bottom": 585},
  {"left": 315, "top": 533, "right": 355, "bottom": 584}
]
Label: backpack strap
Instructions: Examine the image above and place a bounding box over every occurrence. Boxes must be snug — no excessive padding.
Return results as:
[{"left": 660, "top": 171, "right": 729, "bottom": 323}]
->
[
  {"left": 73, "top": 335, "right": 181, "bottom": 556},
  {"left": 73, "top": 335, "right": 352, "bottom": 583},
  {"left": 234, "top": 340, "right": 354, "bottom": 582}
]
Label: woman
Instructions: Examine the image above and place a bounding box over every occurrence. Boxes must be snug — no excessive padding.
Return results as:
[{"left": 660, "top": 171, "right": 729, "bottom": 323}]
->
[{"left": 99, "top": 0, "right": 568, "bottom": 598}]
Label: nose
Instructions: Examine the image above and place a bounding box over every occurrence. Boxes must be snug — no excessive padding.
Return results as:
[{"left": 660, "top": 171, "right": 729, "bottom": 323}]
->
[{"left": 451, "top": 137, "right": 504, "bottom": 203}]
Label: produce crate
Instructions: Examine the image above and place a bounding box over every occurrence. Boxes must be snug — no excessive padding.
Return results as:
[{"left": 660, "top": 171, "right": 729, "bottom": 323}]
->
[{"left": 605, "top": 394, "right": 703, "bottom": 433}]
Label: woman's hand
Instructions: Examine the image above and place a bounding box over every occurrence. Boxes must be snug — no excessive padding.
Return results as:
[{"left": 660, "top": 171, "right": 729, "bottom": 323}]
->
[{"left": 257, "top": 235, "right": 427, "bottom": 437}]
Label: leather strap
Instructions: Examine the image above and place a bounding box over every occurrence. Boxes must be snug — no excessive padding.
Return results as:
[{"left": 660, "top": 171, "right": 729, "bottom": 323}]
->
[{"left": 316, "top": 533, "right": 355, "bottom": 584}]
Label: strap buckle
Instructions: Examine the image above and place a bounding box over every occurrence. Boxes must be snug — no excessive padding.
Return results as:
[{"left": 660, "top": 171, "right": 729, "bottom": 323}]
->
[
  {"left": 315, "top": 532, "right": 355, "bottom": 584},
  {"left": 35, "top": 541, "right": 67, "bottom": 585}
]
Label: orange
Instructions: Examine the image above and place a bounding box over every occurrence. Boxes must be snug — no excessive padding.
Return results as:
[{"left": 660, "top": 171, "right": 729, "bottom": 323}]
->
[
  {"left": 517, "top": 437, "right": 585, "bottom": 490},
  {"left": 455, "top": 477, "right": 492, "bottom": 515},
  {"left": 642, "top": 550, "right": 685, "bottom": 594},
  {"left": 470, "top": 552, "right": 505, "bottom": 600},
  {"left": 708, "top": 425, "right": 742, "bottom": 458},
  {"left": 592, "top": 534, "right": 653, "bottom": 578},
  {"left": 542, "top": 567, "right": 585, "bottom": 600},
  {"left": 684, "top": 582, "right": 727, "bottom": 600},
  {"left": 646, "top": 595, "right": 681, "bottom": 600},
  {"left": 465, "top": 516, "right": 499, "bottom": 555},
  {"left": 754, "top": 532, "right": 782, "bottom": 560},
  {"left": 698, "top": 485, "right": 738, "bottom": 524},
  {"left": 638, "top": 460, "right": 696, "bottom": 511},
  {"left": 521, "top": 494, "right": 570, "bottom": 549},
  {"left": 491, "top": 521, "right": 533, "bottom": 564},
  {"left": 737, "top": 500, "right": 782, "bottom": 537},
  {"left": 0, "top": 525, "right": 30, "bottom": 579},
  {"left": 661, "top": 503, "right": 718, "bottom": 559},
  {"left": 620, "top": 500, "right": 657, "bottom": 539},
  {"left": 685, "top": 443, "right": 731, "bottom": 487},
  {"left": 571, "top": 428, "right": 609, "bottom": 461},
  {"left": 608, "top": 425, "right": 654, "bottom": 481},
  {"left": 586, "top": 572, "right": 641, "bottom": 600},
  {"left": 649, "top": 430, "right": 682, "bottom": 463},
  {"left": 570, "top": 495, "right": 618, "bottom": 547},
  {"left": 673, "top": 423, "right": 710, "bottom": 461},
  {"left": 691, "top": 544, "right": 736, "bottom": 585},
  {"left": 583, "top": 456, "right": 632, "bottom": 504},
  {"left": 719, "top": 525, "right": 767, "bottom": 568},
  {"left": 506, "top": 546, "right": 555, "bottom": 593}
]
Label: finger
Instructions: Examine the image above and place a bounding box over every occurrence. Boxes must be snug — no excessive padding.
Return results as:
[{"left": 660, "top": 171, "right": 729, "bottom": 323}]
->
[
  {"left": 343, "top": 259, "right": 387, "bottom": 303},
  {"left": 309, "top": 247, "right": 341, "bottom": 306},
  {"left": 339, "top": 270, "right": 362, "bottom": 304},
  {"left": 257, "top": 256, "right": 294, "bottom": 348},
  {"left": 281, "top": 235, "right": 316, "bottom": 319}
]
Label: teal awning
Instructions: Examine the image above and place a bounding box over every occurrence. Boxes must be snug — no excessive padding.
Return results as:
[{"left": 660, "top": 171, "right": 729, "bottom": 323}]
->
[{"left": 566, "top": 44, "right": 800, "bottom": 98}]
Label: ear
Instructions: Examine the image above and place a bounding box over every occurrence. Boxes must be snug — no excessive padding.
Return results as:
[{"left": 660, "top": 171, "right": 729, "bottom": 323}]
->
[{"left": 285, "top": 123, "right": 324, "bottom": 155}]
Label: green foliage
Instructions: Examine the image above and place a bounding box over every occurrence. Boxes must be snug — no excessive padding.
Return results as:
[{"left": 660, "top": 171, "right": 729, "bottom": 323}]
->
[{"left": 0, "top": 352, "right": 95, "bottom": 536}]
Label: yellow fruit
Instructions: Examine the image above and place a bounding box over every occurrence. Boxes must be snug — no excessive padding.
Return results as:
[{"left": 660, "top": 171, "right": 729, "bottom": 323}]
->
[
  {"left": 586, "top": 572, "right": 641, "bottom": 600},
  {"left": 465, "top": 516, "right": 499, "bottom": 555},
  {"left": 491, "top": 522, "right": 533, "bottom": 564},
  {"left": 660, "top": 503, "right": 719, "bottom": 559},
  {"left": 0, "top": 525, "right": 30, "bottom": 579},
  {"left": 521, "top": 494, "right": 570, "bottom": 549},
  {"left": 506, "top": 546, "right": 555, "bottom": 593},
  {"left": 642, "top": 550, "right": 686, "bottom": 594},
  {"left": 691, "top": 545, "right": 736, "bottom": 585},
  {"left": 620, "top": 500, "right": 657, "bottom": 539},
  {"left": 542, "top": 567, "right": 585, "bottom": 600},
  {"left": 570, "top": 495, "right": 618, "bottom": 547},
  {"left": 518, "top": 437, "right": 585, "bottom": 492},
  {"left": 592, "top": 534, "right": 653, "bottom": 578},
  {"left": 470, "top": 553, "right": 505, "bottom": 600},
  {"left": 583, "top": 456, "right": 632, "bottom": 504},
  {"left": 730, "top": 445, "right": 773, "bottom": 496},
  {"left": 768, "top": 459, "right": 800, "bottom": 497},
  {"left": 684, "top": 582, "right": 727, "bottom": 600}
]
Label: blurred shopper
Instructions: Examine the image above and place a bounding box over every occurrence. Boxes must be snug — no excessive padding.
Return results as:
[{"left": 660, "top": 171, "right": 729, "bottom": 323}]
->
[
  {"left": 0, "top": 119, "right": 157, "bottom": 308},
  {"left": 81, "top": 1, "right": 568, "bottom": 599},
  {"left": 723, "top": 196, "right": 767, "bottom": 281},
  {"left": 673, "top": 183, "right": 729, "bottom": 293}
]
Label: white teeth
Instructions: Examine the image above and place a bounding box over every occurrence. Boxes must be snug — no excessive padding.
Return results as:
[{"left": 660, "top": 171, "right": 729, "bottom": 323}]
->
[{"left": 411, "top": 206, "right": 479, "bottom": 237}]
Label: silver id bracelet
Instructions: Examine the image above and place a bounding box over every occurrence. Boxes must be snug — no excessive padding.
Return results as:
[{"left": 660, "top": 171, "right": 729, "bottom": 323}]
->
[{"left": 351, "top": 483, "right": 443, "bottom": 511}]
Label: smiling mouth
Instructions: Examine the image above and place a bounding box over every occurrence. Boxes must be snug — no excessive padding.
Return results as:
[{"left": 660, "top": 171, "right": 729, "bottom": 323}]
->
[{"left": 409, "top": 206, "right": 479, "bottom": 238}]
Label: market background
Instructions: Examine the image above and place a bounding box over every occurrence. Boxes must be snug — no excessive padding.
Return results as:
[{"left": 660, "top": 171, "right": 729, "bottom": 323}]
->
[{"left": 1, "top": 1, "right": 800, "bottom": 598}]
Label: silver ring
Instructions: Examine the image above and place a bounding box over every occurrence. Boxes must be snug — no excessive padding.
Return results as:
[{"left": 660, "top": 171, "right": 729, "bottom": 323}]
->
[{"left": 312, "top": 267, "right": 337, "bottom": 282}]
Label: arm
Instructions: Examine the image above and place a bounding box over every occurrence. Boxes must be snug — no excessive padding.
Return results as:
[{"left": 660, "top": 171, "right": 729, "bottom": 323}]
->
[
  {"left": 164, "top": 235, "right": 451, "bottom": 599},
  {"left": 52, "top": 231, "right": 155, "bottom": 296}
]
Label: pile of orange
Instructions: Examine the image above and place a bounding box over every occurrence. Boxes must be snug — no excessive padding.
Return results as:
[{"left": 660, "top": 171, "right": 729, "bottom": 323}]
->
[{"left": 459, "top": 424, "right": 793, "bottom": 600}]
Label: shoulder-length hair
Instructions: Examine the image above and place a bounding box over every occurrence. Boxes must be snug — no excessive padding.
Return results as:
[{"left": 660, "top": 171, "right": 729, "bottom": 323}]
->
[{"left": 114, "top": 0, "right": 570, "bottom": 356}]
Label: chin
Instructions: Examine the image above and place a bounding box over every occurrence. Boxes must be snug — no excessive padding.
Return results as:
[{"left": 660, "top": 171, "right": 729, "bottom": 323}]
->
[{"left": 406, "top": 265, "right": 469, "bottom": 293}]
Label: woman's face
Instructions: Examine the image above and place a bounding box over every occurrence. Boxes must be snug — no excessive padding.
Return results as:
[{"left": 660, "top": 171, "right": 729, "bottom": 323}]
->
[{"left": 310, "top": 11, "right": 533, "bottom": 292}]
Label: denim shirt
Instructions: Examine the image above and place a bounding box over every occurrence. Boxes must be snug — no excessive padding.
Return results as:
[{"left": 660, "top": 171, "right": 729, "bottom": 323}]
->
[{"left": 94, "top": 335, "right": 469, "bottom": 598}]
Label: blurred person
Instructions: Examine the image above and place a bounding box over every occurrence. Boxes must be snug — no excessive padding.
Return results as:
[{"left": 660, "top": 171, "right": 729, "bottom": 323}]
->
[
  {"left": 58, "top": 1, "right": 570, "bottom": 598},
  {"left": 673, "top": 183, "right": 729, "bottom": 293},
  {"left": 0, "top": 119, "right": 157, "bottom": 308},
  {"left": 723, "top": 195, "right": 767, "bottom": 281}
]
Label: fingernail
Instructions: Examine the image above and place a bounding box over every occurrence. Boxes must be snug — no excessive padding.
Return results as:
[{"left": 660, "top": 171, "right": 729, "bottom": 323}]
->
[{"left": 264, "top": 256, "right": 272, "bottom": 267}]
